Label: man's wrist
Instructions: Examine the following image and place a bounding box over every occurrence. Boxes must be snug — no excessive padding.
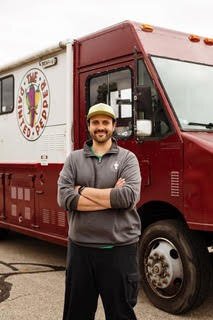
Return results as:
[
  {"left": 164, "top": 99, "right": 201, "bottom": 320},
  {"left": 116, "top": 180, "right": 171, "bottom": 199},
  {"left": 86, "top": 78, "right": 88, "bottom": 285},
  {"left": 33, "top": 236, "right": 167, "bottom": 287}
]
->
[{"left": 78, "top": 186, "right": 86, "bottom": 195}]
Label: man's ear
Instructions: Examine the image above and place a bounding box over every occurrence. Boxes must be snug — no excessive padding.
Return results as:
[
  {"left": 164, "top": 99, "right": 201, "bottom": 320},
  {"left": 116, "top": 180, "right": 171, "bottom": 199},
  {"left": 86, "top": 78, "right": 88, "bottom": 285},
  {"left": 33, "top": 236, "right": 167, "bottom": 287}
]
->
[{"left": 113, "top": 121, "right": 116, "bottom": 130}]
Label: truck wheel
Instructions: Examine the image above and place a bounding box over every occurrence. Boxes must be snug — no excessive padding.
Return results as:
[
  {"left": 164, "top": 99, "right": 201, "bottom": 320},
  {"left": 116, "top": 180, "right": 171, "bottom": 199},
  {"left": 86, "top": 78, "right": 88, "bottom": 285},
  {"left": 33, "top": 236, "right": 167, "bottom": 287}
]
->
[{"left": 139, "top": 219, "right": 212, "bottom": 314}]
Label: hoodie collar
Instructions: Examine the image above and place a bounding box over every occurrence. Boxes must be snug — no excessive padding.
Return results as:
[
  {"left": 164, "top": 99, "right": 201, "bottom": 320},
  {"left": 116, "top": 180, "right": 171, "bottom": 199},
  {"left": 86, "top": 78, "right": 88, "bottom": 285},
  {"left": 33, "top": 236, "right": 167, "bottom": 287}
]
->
[{"left": 83, "top": 137, "right": 118, "bottom": 157}]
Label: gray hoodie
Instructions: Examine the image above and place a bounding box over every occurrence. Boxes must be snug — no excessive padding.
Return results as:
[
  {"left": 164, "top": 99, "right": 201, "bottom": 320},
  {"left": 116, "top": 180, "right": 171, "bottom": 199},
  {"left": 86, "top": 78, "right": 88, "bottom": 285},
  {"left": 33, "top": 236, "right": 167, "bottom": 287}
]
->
[{"left": 57, "top": 139, "right": 141, "bottom": 246}]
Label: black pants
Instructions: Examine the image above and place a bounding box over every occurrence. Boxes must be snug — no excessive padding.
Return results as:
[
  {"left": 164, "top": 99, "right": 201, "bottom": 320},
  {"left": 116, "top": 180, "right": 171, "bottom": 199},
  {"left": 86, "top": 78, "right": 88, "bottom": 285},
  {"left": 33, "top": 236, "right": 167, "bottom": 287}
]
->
[{"left": 62, "top": 241, "right": 139, "bottom": 320}]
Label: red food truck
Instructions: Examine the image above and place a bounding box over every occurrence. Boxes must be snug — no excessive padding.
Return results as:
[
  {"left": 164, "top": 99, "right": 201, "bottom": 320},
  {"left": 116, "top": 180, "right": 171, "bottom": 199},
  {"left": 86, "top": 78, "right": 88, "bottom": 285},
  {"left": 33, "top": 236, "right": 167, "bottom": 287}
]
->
[{"left": 0, "top": 21, "right": 213, "bottom": 314}]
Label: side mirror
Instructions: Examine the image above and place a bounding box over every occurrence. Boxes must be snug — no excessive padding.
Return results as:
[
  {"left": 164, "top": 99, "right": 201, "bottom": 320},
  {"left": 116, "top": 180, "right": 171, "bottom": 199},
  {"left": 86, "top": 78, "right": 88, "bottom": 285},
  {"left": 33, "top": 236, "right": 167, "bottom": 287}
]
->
[
  {"left": 134, "top": 86, "right": 152, "bottom": 119},
  {"left": 136, "top": 119, "right": 152, "bottom": 137}
]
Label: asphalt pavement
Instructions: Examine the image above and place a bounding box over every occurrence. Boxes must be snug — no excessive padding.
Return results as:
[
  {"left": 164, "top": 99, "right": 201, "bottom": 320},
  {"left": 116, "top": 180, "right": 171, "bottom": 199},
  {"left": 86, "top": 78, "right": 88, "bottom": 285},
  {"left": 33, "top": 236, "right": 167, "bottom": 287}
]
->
[{"left": 0, "top": 232, "right": 212, "bottom": 320}]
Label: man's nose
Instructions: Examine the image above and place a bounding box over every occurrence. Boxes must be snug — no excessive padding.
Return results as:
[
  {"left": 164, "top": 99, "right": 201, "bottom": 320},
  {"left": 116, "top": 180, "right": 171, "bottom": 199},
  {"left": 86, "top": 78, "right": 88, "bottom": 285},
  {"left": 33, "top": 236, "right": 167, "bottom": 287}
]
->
[{"left": 97, "top": 124, "right": 105, "bottom": 130}]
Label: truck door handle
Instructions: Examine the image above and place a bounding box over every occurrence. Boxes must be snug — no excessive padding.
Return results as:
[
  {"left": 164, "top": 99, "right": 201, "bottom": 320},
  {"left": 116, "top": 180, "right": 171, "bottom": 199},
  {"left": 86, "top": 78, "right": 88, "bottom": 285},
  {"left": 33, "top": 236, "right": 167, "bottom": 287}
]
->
[{"left": 36, "top": 190, "right": 44, "bottom": 195}]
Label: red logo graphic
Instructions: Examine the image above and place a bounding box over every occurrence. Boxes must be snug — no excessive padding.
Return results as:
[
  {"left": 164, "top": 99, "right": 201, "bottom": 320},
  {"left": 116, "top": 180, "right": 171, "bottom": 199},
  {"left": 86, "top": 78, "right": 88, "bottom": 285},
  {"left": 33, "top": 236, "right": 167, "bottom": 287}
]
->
[{"left": 17, "top": 68, "right": 50, "bottom": 141}]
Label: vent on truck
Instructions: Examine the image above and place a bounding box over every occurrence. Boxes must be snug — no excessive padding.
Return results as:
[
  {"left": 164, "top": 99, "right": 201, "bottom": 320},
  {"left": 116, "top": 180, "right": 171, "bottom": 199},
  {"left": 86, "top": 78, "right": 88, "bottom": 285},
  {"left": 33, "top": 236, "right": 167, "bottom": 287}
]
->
[{"left": 170, "top": 171, "right": 180, "bottom": 197}]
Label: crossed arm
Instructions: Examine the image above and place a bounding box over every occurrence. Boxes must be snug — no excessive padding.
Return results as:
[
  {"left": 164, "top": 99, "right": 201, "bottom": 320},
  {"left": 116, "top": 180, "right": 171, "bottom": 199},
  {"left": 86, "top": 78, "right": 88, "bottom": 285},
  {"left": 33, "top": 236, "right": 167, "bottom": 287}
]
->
[
  {"left": 58, "top": 151, "right": 141, "bottom": 212},
  {"left": 75, "top": 178, "right": 125, "bottom": 211}
]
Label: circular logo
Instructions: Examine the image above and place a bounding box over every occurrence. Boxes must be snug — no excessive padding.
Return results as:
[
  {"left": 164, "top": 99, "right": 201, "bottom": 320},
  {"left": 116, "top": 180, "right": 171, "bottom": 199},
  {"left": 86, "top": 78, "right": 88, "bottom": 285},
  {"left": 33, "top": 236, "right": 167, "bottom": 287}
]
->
[{"left": 17, "top": 68, "right": 50, "bottom": 141}]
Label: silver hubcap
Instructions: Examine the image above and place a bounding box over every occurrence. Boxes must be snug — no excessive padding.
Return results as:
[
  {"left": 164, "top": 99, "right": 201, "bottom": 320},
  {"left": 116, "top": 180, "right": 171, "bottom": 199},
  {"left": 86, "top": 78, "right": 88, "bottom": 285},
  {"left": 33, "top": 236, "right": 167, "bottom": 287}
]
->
[{"left": 145, "top": 238, "right": 183, "bottom": 298}]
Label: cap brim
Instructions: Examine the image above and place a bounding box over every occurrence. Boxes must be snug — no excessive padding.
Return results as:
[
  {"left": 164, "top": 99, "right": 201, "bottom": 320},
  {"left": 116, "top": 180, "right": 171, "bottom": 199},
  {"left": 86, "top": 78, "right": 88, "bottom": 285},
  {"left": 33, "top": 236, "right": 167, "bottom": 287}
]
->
[{"left": 87, "top": 110, "right": 116, "bottom": 120}]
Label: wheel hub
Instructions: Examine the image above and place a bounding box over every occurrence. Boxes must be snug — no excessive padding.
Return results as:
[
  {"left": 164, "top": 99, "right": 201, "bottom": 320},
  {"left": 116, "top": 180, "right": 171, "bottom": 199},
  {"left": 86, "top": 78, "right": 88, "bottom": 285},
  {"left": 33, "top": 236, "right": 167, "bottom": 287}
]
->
[
  {"left": 152, "top": 263, "right": 162, "bottom": 275},
  {"left": 145, "top": 238, "right": 183, "bottom": 295}
]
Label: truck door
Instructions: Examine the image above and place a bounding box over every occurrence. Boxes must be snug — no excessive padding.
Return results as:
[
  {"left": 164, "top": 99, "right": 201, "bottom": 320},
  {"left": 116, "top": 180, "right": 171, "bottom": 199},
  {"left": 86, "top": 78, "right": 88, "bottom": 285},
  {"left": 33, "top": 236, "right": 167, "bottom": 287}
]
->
[
  {"left": 78, "top": 59, "right": 183, "bottom": 209},
  {"left": 4, "top": 170, "right": 36, "bottom": 229}
]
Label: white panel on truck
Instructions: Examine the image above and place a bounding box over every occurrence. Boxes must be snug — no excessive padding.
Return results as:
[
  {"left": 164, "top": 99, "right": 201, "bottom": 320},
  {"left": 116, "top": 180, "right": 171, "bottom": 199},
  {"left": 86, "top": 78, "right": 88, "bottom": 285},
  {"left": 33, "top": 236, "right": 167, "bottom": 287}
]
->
[{"left": 0, "top": 43, "right": 73, "bottom": 165}]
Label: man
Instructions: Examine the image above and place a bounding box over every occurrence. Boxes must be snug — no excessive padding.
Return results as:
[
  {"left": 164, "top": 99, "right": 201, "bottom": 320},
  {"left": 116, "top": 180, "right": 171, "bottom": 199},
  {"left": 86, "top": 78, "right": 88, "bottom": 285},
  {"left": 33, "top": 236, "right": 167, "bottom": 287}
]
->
[{"left": 57, "top": 103, "right": 141, "bottom": 320}]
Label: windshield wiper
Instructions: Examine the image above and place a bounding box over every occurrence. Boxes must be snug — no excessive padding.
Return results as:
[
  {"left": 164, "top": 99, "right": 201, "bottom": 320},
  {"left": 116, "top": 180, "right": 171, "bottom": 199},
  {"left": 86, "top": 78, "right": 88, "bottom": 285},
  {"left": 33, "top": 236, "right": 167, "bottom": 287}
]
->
[{"left": 188, "top": 122, "right": 213, "bottom": 129}]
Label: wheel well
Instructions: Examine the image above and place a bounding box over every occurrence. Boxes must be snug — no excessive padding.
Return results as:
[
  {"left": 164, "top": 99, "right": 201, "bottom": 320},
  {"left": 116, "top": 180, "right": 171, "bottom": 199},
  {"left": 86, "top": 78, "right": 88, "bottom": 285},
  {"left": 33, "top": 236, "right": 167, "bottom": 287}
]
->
[{"left": 138, "top": 201, "right": 185, "bottom": 230}]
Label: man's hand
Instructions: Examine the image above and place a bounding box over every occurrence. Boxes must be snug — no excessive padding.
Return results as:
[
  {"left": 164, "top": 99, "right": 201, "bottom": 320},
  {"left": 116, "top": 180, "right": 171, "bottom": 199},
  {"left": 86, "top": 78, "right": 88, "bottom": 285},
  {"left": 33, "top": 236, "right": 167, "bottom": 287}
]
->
[{"left": 115, "top": 178, "right": 125, "bottom": 188}]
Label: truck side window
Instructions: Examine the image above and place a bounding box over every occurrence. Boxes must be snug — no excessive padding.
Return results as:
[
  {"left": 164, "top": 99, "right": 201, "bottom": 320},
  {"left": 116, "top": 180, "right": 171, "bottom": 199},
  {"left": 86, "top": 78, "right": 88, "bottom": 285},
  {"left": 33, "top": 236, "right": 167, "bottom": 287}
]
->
[
  {"left": 138, "top": 60, "right": 170, "bottom": 137},
  {"left": 0, "top": 75, "right": 14, "bottom": 114},
  {"left": 89, "top": 69, "right": 132, "bottom": 138}
]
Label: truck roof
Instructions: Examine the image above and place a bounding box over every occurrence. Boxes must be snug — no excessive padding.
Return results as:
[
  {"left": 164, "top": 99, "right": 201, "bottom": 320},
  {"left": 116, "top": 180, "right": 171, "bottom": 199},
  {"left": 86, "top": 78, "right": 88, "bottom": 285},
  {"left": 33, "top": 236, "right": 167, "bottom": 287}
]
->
[
  {"left": 0, "top": 41, "right": 69, "bottom": 74},
  {"left": 76, "top": 20, "right": 213, "bottom": 66},
  {"left": 0, "top": 20, "right": 212, "bottom": 74},
  {"left": 132, "top": 21, "right": 213, "bottom": 65}
]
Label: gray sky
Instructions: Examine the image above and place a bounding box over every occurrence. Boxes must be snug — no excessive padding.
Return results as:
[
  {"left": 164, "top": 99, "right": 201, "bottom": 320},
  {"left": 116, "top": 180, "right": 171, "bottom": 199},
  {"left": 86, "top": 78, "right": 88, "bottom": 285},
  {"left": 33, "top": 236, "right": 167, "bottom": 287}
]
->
[{"left": 0, "top": 0, "right": 212, "bottom": 67}]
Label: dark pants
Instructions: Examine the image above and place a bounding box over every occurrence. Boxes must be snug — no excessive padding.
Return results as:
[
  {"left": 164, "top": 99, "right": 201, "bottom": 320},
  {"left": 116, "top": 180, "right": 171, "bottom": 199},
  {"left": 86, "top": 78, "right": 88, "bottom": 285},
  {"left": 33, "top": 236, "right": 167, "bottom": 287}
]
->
[{"left": 62, "top": 241, "right": 139, "bottom": 320}]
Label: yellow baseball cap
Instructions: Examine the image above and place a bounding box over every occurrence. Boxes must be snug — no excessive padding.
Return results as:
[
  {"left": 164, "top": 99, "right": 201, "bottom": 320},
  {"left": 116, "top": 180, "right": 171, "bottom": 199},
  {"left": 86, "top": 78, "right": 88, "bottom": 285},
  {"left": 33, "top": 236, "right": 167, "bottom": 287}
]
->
[{"left": 87, "top": 103, "right": 116, "bottom": 120}]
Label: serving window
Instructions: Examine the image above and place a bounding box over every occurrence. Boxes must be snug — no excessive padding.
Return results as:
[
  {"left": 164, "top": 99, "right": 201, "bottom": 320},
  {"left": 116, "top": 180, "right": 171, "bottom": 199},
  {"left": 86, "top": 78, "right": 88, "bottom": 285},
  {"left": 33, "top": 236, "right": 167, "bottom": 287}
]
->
[{"left": 0, "top": 75, "right": 14, "bottom": 115}]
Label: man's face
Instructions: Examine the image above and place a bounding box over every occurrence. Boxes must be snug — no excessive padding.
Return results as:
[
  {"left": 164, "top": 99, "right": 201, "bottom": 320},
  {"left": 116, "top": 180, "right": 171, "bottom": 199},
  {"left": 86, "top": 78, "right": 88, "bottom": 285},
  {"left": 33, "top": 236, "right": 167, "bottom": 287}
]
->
[{"left": 88, "top": 115, "right": 115, "bottom": 143}]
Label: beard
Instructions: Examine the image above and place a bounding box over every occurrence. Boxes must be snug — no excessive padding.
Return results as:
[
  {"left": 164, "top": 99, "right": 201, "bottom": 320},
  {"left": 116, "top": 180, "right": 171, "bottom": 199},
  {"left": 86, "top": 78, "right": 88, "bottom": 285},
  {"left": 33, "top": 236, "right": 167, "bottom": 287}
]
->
[{"left": 90, "top": 129, "right": 113, "bottom": 144}]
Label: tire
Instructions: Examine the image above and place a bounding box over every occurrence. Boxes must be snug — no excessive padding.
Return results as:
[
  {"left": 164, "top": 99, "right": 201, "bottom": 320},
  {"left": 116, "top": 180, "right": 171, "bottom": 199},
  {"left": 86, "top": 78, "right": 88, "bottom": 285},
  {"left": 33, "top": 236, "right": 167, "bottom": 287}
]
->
[{"left": 139, "top": 219, "right": 212, "bottom": 314}]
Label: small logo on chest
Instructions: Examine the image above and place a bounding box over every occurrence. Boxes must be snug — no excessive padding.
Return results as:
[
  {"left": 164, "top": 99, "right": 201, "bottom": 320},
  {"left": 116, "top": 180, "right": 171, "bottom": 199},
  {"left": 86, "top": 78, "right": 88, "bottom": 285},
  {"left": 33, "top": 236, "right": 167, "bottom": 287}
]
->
[{"left": 113, "top": 161, "right": 119, "bottom": 171}]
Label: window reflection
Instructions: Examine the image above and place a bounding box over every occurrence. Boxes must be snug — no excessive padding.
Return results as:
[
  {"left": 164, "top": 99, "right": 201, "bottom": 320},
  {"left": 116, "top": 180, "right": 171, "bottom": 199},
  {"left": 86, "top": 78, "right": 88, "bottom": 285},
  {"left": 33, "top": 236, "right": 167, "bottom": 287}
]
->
[
  {"left": 152, "top": 57, "right": 213, "bottom": 130},
  {"left": 89, "top": 69, "right": 132, "bottom": 138},
  {"left": 137, "top": 60, "right": 170, "bottom": 137}
]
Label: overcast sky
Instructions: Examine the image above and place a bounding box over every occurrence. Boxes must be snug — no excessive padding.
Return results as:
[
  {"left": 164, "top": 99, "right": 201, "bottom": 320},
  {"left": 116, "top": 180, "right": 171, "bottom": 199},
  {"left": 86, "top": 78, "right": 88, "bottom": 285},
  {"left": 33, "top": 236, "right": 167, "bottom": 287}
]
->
[{"left": 0, "top": 0, "right": 212, "bottom": 67}]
